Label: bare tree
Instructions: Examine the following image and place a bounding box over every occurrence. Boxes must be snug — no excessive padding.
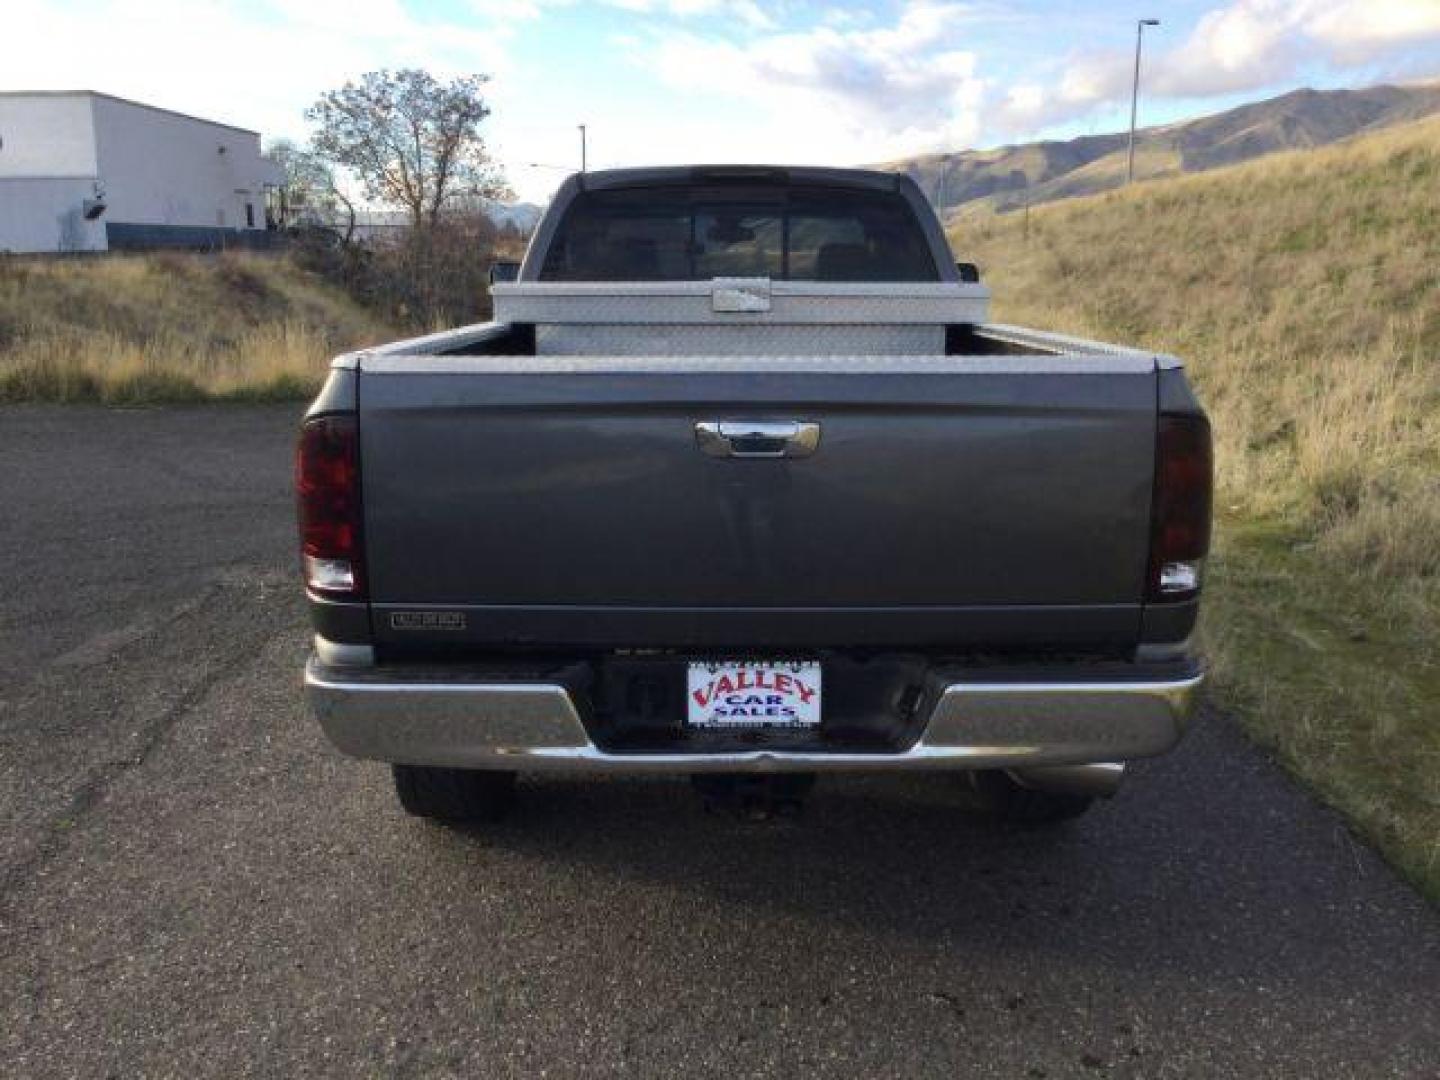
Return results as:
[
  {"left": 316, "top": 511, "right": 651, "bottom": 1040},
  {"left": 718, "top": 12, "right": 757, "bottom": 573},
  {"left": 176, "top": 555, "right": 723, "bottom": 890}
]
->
[
  {"left": 270, "top": 139, "right": 360, "bottom": 247},
  {"left": 267, "top": 139, "right": 358, "bottom": 244},
  {"left": 305, "top": 70, "right": 509, "bottom": 232}
]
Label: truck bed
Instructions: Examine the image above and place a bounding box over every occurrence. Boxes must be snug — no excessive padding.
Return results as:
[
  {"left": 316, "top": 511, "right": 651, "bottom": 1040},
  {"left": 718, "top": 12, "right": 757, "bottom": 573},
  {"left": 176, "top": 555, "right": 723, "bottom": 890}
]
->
[{"left": 334, "top": 299, "right": 1178, "bottom": 656}]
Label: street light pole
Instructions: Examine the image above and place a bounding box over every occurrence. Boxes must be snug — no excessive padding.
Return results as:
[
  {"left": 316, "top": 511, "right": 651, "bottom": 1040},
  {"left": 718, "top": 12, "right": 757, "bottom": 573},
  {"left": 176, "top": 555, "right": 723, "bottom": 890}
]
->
[
  {"left": 578, "top": 124, "right": 587, "bottom": 173},
  {"left": 1127, "top": 18, "right": 1160, "bottom": 185}
]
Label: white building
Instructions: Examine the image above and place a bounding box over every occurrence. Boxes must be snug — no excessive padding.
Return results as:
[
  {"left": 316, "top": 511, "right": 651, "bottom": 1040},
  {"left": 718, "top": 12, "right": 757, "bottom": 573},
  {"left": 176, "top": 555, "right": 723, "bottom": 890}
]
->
[{"left": 0, "top": 91, "right": 284, "bottom": 253}]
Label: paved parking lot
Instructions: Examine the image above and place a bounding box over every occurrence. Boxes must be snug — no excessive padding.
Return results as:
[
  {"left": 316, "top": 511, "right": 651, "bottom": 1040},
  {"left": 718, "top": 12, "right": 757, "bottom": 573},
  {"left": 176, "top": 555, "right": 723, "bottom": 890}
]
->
[{"left": 3, "top": 405, "right": 1438, "bottom": 1077}]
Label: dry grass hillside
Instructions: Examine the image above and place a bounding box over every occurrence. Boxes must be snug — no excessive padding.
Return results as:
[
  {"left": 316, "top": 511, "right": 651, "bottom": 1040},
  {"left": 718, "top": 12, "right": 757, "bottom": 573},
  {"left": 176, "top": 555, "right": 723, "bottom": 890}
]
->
[
  {"left": 0, "top": 252, "right": 393, "bottom": 403},
  {"left": 889, "top": 82, "right": 1440, "bottom": 215},
  {"left": 955, "top": 114, "right": 1440, "bottom": 897}
]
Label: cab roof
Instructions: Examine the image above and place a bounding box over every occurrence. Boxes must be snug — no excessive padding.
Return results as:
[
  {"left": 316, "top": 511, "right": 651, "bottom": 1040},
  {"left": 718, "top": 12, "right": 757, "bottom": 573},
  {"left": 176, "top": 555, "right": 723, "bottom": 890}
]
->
[{"left": 572, "top": 164, "right": 907, "bottom": 194}]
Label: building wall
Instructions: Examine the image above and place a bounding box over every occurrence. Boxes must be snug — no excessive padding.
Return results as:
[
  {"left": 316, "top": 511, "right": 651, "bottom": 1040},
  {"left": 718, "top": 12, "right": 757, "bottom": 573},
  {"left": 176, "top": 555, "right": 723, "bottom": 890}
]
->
[
  {"left": 91, "top": 95, "right": 275, "bottom": 232},
  {"left": 0, "top": 92, "right": 283, "bottom": 252},
  {"left": 0, "top": 177, "right": 106, "bottom": 252},
  {"left": 0, "top": 94, "right": 97, "bottom": 178},
  {"left": 0, "top": 95, "right": 105, "bottom": 252}
]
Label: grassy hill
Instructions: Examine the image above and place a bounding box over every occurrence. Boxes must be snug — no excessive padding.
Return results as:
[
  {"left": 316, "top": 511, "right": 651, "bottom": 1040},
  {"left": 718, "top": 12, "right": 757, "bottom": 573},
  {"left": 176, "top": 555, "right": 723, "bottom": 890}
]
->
[
  {"left": 954, "top": 114, "right": 1440, "bottom": 898},
  {"left": 0, "top": 252, "right": 394, "bottom": 403},
  {"left": 885, "top": 82, "right": 1440, "bottom": 217}
]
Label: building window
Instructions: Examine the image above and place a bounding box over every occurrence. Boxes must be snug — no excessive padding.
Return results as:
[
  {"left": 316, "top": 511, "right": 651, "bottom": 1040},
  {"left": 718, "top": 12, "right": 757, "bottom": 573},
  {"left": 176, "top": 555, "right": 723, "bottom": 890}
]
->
[{"left": 245, "top": 203, "right": 255, "bottom": 229}]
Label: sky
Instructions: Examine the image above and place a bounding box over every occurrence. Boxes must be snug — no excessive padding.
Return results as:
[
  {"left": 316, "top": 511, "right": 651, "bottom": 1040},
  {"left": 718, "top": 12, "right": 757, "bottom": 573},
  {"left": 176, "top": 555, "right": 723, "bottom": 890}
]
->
[{"left": 4, "top": 0, "right": 1440, "bottom": 202}]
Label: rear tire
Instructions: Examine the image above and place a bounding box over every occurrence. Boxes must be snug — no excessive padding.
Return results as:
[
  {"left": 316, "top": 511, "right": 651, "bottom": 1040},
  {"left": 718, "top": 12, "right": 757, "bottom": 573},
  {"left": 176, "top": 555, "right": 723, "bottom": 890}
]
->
[
  {"left": 391, "top": 765, "right": 516, "bottom": 823},
  {"left": 956, "top": 770, "right": 1094, "bottom": 825}
]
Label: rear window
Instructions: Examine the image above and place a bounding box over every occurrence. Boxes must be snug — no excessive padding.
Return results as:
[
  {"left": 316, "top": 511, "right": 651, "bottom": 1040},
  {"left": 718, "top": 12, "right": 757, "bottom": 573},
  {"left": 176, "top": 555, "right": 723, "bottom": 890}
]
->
[{"left": 539, "top": 185, "right": 938, "bottom": 282}]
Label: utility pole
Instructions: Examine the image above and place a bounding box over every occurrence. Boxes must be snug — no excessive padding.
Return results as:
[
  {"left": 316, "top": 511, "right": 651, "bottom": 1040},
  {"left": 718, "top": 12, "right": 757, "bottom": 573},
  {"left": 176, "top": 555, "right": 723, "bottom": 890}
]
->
[
  {"left": 1127, "top": 18, "right": 1160, "bottom": 185},
  {"left": 578, "top": 124, "right": 588, "bottom": 173}
]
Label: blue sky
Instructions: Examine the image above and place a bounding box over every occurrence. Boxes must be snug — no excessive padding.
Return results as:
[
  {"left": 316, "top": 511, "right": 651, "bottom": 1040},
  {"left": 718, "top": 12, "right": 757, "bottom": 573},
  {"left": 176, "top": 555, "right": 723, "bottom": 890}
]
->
[{"left": 5, "top": 0, "right": 1440, "bottom": 201}]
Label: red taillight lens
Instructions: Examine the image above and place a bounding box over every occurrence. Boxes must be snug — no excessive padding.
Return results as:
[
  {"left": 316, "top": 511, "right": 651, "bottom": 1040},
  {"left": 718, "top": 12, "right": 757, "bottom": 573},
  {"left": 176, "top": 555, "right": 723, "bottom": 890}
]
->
[
  {"left": 296, "top": 414, "right": 364, "bottom": 598},
  {"left": 1148, "top": 414, "right": 1213, "bottom": 603}
]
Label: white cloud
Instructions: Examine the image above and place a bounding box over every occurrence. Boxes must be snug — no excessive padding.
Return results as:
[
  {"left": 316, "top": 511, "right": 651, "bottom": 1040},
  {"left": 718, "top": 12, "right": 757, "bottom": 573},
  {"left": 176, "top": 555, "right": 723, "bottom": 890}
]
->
[
  {"left": 1, "top": 0, "right": 511, "bottom": 147},
  {"left": 1308, "top": 0, "right": 1440, "bottom": 43},
  {"left": 662, "top": 0, "right": 774, "bottom": 30},
  {"left": 998, "top": 0, "right": 1440, "bottom": 132},
  {"left": 1159, "top": 0, "right": 1440, "bottom": 96},
  {"left": 1304, "top": 0, "right": 1440, "bottom": 59},
  {"left": 643, "top": 1, "right": 990, "bottom": 164},
  {"left": 469, "top": 0, "right": 546, "bottom": 18},
  {"left": 1004, "top": 83, "right": 1045, "bottom": 116},
  {"left": 470, "top": 0, "right": 774, "bottom": 29},
  {"left": 1157, "top": 0, "right": 1316, "bottom": 97}
]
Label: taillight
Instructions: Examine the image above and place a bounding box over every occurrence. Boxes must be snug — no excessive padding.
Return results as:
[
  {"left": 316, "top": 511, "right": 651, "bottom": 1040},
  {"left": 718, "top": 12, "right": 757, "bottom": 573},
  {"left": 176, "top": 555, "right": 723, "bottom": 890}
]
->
[
  {"left": 296, "top": 414, "right": 364, "bottom": 598},
  {"left": 1148, "top": 413, "right": 1212, "bottom": 602}
]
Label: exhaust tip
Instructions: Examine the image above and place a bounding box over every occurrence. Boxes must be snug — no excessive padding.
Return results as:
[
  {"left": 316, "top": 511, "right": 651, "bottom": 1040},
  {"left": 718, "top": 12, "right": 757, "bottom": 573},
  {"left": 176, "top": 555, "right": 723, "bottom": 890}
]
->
[{"left": 1009, "top": 762, "right": 1126, "bottom": 800}]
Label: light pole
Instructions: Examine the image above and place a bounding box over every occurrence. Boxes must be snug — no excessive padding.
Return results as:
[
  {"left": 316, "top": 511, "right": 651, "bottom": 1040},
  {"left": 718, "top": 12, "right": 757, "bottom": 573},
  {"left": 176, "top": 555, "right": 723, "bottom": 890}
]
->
[
  {"left": 1127, "top": 18, "right": 1159, "bottom": 185},
  {"left": 578, "top": 124, "right": 587, "bottom": 173}
]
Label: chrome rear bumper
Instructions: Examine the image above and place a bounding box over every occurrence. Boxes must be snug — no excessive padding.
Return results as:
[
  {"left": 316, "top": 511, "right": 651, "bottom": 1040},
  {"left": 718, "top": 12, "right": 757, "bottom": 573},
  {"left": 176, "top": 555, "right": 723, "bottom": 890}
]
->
[{"left": 305, "top": 651, "right": 1203, "bottom": 775}]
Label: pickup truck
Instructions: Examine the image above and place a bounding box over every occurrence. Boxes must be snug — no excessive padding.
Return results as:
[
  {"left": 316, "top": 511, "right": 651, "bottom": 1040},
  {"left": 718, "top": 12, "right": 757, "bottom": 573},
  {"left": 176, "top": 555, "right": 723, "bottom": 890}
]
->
[{"left": 298, "top": 165, "right": 1211, "bottom": 825}]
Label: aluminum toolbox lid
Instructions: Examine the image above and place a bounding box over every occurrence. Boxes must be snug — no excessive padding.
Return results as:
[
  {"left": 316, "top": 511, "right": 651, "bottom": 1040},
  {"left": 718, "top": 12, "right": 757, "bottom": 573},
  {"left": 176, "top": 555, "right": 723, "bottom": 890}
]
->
[{"left": 491, "top": 278, "right": 991, "bottom": 326}]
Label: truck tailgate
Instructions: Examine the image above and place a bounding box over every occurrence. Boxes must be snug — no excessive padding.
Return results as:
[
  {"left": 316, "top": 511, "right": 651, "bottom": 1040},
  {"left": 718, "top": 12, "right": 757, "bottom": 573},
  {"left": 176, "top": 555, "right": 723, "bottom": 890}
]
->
[{"left": 357, "top": 359, "right": 1157, "bottom": 650}]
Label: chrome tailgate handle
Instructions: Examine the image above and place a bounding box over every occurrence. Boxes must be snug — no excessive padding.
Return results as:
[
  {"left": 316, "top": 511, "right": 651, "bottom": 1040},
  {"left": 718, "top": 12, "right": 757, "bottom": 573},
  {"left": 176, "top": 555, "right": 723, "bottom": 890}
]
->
[{"left": 696, "top": 420, "right": 820, "bottom": 459}]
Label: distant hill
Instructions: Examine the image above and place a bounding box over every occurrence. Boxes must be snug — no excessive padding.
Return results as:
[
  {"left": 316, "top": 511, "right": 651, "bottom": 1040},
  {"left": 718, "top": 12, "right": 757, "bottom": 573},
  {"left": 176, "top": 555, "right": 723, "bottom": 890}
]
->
[
  {"left": 333, "top": 200, "right": 544, "bottom": 241},
  {"left": 486, "top": 201, "right": 544, "bottom": 235},
  {"left": 878, "top": 83, "right": 1440, "bottom": 216}
]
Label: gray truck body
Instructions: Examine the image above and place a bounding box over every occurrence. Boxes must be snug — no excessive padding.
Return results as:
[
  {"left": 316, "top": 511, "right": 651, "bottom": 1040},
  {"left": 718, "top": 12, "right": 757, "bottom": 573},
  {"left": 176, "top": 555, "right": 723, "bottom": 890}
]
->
[{"left": 300, "top": 166, "right": 1207, "bottom": 791}]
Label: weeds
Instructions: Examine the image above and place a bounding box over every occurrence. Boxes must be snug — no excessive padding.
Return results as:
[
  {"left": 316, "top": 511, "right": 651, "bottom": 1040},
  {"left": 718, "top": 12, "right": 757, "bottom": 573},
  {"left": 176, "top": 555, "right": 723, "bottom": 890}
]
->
[
  {"left": 956, "top": 114, "right": 1440, "bottom": 900},
  {"left": 0, "top": 251, "right": 392, "bottom": 403}
]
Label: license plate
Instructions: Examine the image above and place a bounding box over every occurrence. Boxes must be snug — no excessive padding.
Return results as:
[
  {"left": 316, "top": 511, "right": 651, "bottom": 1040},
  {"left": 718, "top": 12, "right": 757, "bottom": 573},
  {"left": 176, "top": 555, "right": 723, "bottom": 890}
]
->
[{"left": 686, "top": 660, "right": 822, "bottom": 729}]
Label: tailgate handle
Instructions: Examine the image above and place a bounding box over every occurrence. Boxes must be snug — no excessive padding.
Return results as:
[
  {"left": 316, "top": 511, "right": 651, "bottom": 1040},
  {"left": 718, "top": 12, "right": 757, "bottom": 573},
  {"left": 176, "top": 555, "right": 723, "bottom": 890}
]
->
[{"left": 695, "top": 420, "right": 820, "bottom": 459}]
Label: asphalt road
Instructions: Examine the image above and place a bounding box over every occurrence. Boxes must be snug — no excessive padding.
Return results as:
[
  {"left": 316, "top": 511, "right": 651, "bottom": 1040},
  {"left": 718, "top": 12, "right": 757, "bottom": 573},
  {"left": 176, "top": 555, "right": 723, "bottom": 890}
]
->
[{"left": 2, "top": 404, "right": 1438, "bottom": 1079}]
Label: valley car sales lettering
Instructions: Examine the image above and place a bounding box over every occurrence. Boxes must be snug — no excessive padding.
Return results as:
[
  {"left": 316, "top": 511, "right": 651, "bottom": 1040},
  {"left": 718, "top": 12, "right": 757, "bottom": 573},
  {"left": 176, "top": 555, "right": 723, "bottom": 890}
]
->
[{"left": 691, "top": 667, "right": 817, "bottom": 719}]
